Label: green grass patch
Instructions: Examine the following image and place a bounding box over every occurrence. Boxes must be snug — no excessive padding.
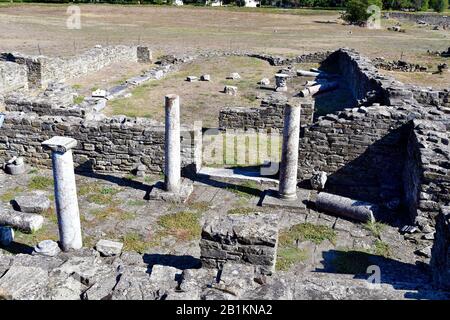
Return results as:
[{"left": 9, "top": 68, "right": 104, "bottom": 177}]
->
[
  {"left": 157, "top": 211, "right": 201, "bottom": 242},
  {"left": 74, "top": 95, "right": 85, "bottom": 104},
  {"left": 14, "top": 224, "right": 57, "bottom": 247},
  {"left": 279, "top": 223, "right": 336, "bottom": 246},
  {"left": 122, "top": 232, "right": 148, "bottom": 254},
  {"left": 28, "top": 176, "right": 53, "bottom": 190},
  {"left": 363, "top": 221, "right": 387, "bottom": 239},
  {"left": 0, "top": 186, "right": 24, "bottom": 202},
  {"left": 276, "top": 247, "right": 308, "bottom": 271},
  {"left": 373, "top": 239, "right": 391, "bottom": 258}
]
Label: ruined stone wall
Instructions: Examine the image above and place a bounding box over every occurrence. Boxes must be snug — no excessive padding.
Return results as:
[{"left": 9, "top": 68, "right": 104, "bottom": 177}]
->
[
  {"left": 0, "top": 45, "right": 145, "bottom": 89},
  {"left": 402, "top": 119, "right": 450, "bottom": 289},
  {"left": 0, "top": 112, "right": 201, "bottom": 175},
  {"left": 0, "top": 61, "right": 28, "bottom": 94},
  {"left": 386, "top": 12, "right": 450, "bottom": 26},
  {"left": 298, "top": 105, "right": 410, "bottom": 204},
  {"left": 218, "top": 97, "right": 314, "bottom": 131}
]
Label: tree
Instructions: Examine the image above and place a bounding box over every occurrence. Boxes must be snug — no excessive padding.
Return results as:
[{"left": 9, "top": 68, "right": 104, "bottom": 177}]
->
[
  {"left": 342, "top": 0, "right": 383, "bottom": 24},
  {"left": 432, "top": 0, "right": 448, "bottom": 11},
  {"left": 419, "top": 0, "right": 429, "bottom": 10}
]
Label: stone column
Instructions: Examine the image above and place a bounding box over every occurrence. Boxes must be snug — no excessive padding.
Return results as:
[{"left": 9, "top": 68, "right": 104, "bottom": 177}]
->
[
  {"left": 278, "top": 101, "right": 301, "bottom": 200},
  {"left": 275, "top": 74, "right": 288, "bottom": 92},
  {"left": 42, "top": 136, "right": 82, "bottom": 251},
  {"left": 164, "top": 94, "right": 181, "bottom": 194}
]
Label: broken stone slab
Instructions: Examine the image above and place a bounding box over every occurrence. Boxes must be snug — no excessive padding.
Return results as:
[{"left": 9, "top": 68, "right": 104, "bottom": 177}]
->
[
  {"left": 310, "top": 171, "right": 327, "bottom": 190},
  {"left": 91, "top": 89, "right": 107, "bottom": 99},
  {"left": 13, "top": 191, "right": 50, "bottom": 214},
  {"left": 224, "top": 85, "right": 238, "bottom": 96},
  {"left": 315, "top": 192, "right": 376, "bottom": 223},
  {"left": 33, "top": 240, "right": 61, "bottom": 257},
  {"left": 186, "top": 76, "right": 198, "bottom": 82},
  {"left": 211, "top": 263, "right": 259, "bottom": 298},
  {"left": 227, "top": 72, "right": 241, "bottom": 80},
  {"left": 149, "top": 265, "right": 183, "bottom": 291},
  {"left": 200, "top": 74, "right": 211, "bottom": 81},
  {"left": 95, "top": 239, "right": 123, "bottom": 257},
  {"left": 0, "top": 226, "right": 14, "bottom": 246},
  {"left": 148, "top": 178, "right": 194, "bottom": 203},
  {"left": 0, "top": 206, "right": 44, "bottom": 233},
  {"left": 0, "top": 265, "right": 49, "bottom": 300},
  {"left": 259, "top": 78, "right": 270, "bottom": 86},
  {"left": 111, "top": 266, "right": 165, "bottom": 300}
]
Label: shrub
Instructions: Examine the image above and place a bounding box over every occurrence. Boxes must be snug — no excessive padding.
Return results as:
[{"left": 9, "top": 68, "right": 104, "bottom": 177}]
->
[{"left": 342, "top": 0, "right": 383, "bottom": 25}]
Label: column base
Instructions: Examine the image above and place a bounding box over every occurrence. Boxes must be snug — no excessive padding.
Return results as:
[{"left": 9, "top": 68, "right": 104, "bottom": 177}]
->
[
  {"left": 148, "top": 178, "right": 194, "bottom": 203},
  {"left": 260, "top": 189, "right": 307, "bottom": 210}
]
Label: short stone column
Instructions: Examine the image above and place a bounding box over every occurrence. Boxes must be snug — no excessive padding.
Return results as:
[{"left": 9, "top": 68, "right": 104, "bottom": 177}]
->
[
  {"left": 42, "top": 136, "right": 82, "bottom": 251},
  {"left": 278, "top": 101, "right": 301, "bottom": 200},
  {"left": 275, "top": 74, "right": 289, "bottom": 92},
  {"left": 164, "top": 94, "right": 181, "bottom": 194}
]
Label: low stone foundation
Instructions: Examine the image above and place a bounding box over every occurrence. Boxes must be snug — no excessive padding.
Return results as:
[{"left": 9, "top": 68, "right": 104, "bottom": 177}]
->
[
  {"left": 200, "top": 213, "right": 279, "bottom": 274},
  {"left": 0, "top": 45, "right": 150, "bottom": 89}
]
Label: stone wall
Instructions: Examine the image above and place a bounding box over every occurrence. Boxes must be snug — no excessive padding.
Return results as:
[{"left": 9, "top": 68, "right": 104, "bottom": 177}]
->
[
  {"left": 0, "top": 112, "right": 201, "bottom": 175},
  {"left": 218, "top": 96, "right": 314, "bottom": 131},
  {"left": 386, "top": 12, "right": 450, "bottom": 27},
  {"left": 403, "top": 119, "right": 450, "bottom": 289},
  {"left": 298, "top": 104, "right": 411, "bottom": 204},
  {"left": 0, "top": 45, "right": 149, "bottom": 89},
  {"left": 0, "top": 61, "right": 28, "bottom": 94}
]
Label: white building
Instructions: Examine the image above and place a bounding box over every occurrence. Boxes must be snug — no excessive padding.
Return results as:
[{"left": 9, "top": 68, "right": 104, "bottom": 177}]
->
[
  {"left": 206, "top": 0, "right": 223, "bottom": 6},
  {"left": 244, "top": 0, "right": 260, "bottom": 7},
  {"left": 173, "top": 0, "right": 183, "bottom": 5}
]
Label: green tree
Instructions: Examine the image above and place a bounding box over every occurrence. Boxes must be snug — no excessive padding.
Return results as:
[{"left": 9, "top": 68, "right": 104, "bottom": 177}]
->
[
  {"left": 432, "top": 0, "right": 448, "bottom": 11},
  {"left": 342, "top": 0, "right": 382, "bottom": 24}
]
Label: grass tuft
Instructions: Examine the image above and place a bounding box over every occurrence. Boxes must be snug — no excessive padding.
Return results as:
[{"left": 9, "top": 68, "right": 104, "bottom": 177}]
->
[
  {"left": 279, "top": 223, "right": 336, "bottom": 246},
  {"left": 157, "top": 211, "right": 201, "bottom": 242},
  {"left": 28, "top": 176, "right": 53, "bottom": 190},
  {"left": 276, "top": 247, "right": 308, "bottom": 271},
  {"left": 227, "top": 207, "right": 256, "bottom": 215}
]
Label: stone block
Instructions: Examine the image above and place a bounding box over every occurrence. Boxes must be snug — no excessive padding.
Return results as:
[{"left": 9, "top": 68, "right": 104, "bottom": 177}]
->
[{"left": 95, "top": 239, "right": 123, "bottom": 257}]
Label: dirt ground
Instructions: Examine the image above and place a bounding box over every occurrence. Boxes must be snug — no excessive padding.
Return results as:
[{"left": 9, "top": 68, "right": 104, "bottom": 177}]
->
[
  {"left": 0, "top": 4, "right": 448, "bottom": 62},
  {"left": 0, "top": 4, "right": 448, "bottom": 96}
]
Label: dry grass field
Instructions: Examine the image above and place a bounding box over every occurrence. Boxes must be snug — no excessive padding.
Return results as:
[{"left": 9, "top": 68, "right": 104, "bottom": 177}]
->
[
  {"left": 0, "top": 3, "right": 448, "bottom": 62},
  {"left": 0, "top": 3, "right": 448, "bottom": 122}
]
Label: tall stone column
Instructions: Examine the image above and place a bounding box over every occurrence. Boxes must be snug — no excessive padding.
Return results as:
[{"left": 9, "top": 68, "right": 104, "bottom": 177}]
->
[
  {"left": 42, "top": 136, "right": 82, "bottom": 251},
  {"left": 164, "top": 94, "right": 181, "bottom": 194},
  {"left": 278, "top": 101, "right": 301, "bottom": 200}
]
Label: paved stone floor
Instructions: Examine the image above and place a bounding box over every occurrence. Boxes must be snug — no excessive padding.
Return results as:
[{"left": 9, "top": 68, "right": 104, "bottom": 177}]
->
[{"left": 0, "top": 168, "right": 449, "bottom": 299}]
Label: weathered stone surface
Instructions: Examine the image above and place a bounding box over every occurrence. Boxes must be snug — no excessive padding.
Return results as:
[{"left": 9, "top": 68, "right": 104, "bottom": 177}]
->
[
  {"left": 316, "top": 192, "right": 376, "bottom": 223},
  {"left": 149, "top": 178, "right": 194, "bottom": 203},
  {"left": 0, "top": 265, "right": 49, "bottom": 300},
  {"left": 310, "top": 171, "right": 327, "bottom": 190},
  {"left": 224, "top": 85, "right": 238, "bottom": 96},
  {"left": 200, "top": 213, "right": 278, "bottom": 274},
  {"left": 0, "top": 204, "right": 44, "bottom": 233},
  {"left": 33, "top": 240, "right": 61, "bottom": 257},
  {"left": 227, "top": 72, "right": 241, "bottom": 80},
  {"left": 95, "top": 239, "right": 123, "bottom": 257},
  {"left": 112, "top": 266, "right": 164, "bottom": 300},
  {"left": 14, "top": 192, "right": 50, "bottom": 214}
]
